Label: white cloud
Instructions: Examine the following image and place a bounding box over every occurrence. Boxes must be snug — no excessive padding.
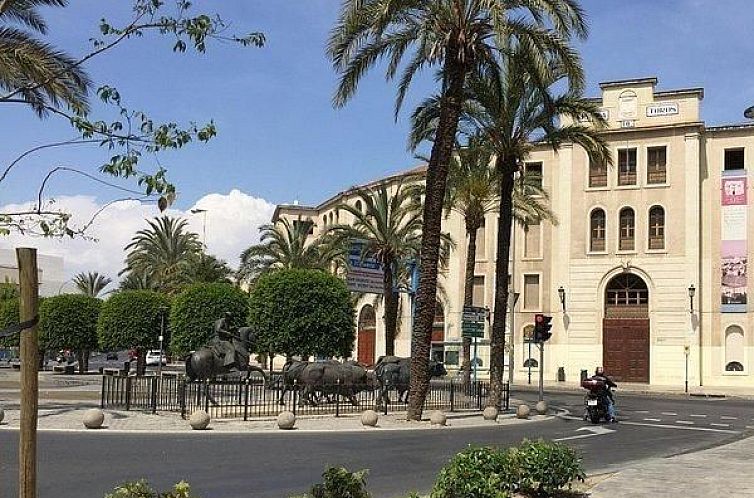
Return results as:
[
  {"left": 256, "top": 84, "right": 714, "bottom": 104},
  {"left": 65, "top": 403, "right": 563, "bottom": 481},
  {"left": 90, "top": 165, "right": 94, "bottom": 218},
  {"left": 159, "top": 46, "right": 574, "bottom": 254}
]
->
[{"left": 0, "top": 190, "right": 275, "bottom": 284}]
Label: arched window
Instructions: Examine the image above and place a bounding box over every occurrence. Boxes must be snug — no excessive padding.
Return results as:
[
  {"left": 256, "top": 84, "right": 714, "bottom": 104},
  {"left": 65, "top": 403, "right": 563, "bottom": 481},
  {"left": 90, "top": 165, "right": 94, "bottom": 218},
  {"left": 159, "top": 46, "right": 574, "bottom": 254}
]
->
[
  {"left": 619, "top": 208, "right": 635, "bottom": 251},
  {"left": 590, "top": 209, "right": 606, "bottom": 252},
  {"left": 725, "top": 325, "right": 745, "bottom": 372},
  {"left": 354, "top": 200, "right": 362, "bottom": 213},
  {"left": 648, "top": 206, "right": 665, "bottom": 250}
]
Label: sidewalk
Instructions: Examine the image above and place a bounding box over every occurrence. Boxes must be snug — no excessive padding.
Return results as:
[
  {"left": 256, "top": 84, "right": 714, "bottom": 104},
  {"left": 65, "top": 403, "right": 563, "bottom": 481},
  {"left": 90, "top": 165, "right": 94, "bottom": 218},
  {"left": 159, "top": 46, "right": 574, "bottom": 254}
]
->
[
  {"left": 589, "top": 436, "right": 754, "bottom": 497},
  {"left": 514, "top": 379, "right": 754, "bottom": 399}
]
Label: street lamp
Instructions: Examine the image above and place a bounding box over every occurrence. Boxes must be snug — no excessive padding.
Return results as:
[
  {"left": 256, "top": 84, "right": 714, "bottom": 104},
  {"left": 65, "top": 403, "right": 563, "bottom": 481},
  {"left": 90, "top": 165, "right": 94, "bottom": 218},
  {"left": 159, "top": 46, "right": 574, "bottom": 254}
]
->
[
  {"left": 190, "top": 208, "right": 208, "bottom": 247},
  {"left": 157, "top": 306, "right": 168, "bottom": 378},
  {"left": 557, "top": 286, "right": 566, "bottom": 312},
  {"left": 744, "top": 105, "right": 754, "bottom": 120},
  {"left": 688, "top": 284, "right": 696, "bottom": 314}
]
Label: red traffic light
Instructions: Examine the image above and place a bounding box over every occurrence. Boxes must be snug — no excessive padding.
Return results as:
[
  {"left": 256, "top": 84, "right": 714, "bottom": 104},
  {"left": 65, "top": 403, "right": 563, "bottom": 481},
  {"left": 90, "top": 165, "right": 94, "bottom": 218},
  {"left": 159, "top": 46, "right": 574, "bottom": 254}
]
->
[{"left": 535, "top": 313, "right": 544, "bottom": 323}]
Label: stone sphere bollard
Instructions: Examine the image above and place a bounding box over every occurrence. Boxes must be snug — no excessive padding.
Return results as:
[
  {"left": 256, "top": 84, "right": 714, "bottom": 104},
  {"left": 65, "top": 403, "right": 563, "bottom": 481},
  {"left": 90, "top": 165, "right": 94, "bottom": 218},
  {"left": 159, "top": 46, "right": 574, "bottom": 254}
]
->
[
  {"left": 82, "top": 408, "right": 105, "bottom": 429},
  {"left": 0, "top": 407, "right": 5, "bottom": 424},
  {"left": 277, "top": 411, "right": 296, "bottom": 430},
  {"left": 535, "top": 400, "right": 548, "bottom": 415},
  {"left": 483, "top": 406, "right": 499, "bottom": 421},
  {"left": 516, "top": 403, "right": 530, "bottom": 419},
  {"left": 430, "top": 410, "right": 447, "bottom": 426},
  {"left": 361, "top": 410, "right": 379, "bottom": 427},
  {"left": 189, "top": 410, "right": 210, "bottom": 430}
]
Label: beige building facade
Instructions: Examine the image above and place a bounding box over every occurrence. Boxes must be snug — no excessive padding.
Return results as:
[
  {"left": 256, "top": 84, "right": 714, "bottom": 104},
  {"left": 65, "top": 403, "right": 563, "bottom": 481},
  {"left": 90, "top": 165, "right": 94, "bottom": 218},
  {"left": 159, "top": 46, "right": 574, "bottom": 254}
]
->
[{"left": 273, "top": 77, "right": 754, "bottom": 388}]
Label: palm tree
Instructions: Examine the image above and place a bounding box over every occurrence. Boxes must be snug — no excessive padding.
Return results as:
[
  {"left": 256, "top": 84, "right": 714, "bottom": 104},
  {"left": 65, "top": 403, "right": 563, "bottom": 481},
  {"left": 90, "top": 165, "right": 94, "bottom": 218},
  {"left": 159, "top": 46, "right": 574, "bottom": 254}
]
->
[
  {"left": 237, "top": 218, "right": 328, "bottom": 285},
  {"left": 442, "top": 141, "right": 556, "bottom": 383},
  {"left": 121, "top": 216, "right": 202, "bottom": 294},
  {"left": 0, "top": 0, "right": 91, "bottom": 116},
  {"left": 72, "top": 271, "right": 112, "bottom": 297},
  {"left": 328, "top": 0, "right": 588, "bottom": 420},
  {"left": 118, "top": 271, "right": 158, "bottom": 292},
  {"left": 182, "top": 253, "right": 233, "bottom": 285},
  {"left": 328, "top": 179, "right": 424, "bottom": 356},
  {"left": 443, "top": 50, "right": 611, "bottom": 407}
]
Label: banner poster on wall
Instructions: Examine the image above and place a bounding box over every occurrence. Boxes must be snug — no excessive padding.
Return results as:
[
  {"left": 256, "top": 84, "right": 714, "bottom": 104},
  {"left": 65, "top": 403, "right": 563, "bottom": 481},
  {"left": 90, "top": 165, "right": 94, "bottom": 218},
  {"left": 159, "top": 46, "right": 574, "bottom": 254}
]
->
[{"left": 721, "top": 171, "right": 748, "bottom": 312}]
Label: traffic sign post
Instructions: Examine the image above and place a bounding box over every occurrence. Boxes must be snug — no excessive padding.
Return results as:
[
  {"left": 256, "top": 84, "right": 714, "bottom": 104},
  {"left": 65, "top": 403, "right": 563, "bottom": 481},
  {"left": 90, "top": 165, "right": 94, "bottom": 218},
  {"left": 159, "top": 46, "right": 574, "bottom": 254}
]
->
[{"left": 462, "top": 306, "right": 487, "bottom": 382}]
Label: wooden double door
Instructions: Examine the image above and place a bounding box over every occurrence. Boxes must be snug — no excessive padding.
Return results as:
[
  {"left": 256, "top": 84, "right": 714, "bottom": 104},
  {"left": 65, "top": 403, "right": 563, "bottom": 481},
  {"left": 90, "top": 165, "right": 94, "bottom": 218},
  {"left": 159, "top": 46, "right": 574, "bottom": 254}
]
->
[{"left": 602, "top": 318, "right": 650, "bottom": 383}]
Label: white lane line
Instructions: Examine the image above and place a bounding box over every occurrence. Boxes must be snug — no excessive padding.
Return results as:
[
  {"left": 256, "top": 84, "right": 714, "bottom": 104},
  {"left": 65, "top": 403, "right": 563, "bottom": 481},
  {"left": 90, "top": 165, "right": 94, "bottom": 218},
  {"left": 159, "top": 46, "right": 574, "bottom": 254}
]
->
[
  {"left": 746, "top": 426, "right": 754, "bottom": 430},
  {"left": 620, "top": 421, "right": 739, "bottom": 434},
  {"left": 689, "top": 414, "right": 707, "bottom": 418},
  {"left": 675, "top": 420, "right": 695, "bottom": 425},
  {"left": 643, "top": 418, "right": 661, "bottom": 422},
  {"left": 710, "top": 423, "right": 730, "bottom": 428},
  {"left": 720, "top": 416, "right": 738, "bottom": 420},
  {"left": 661, "top": 412, "right": 678, "bottom": 416},
  {"left": 632, "top": 410, "right": 650, "bottom": 414}
]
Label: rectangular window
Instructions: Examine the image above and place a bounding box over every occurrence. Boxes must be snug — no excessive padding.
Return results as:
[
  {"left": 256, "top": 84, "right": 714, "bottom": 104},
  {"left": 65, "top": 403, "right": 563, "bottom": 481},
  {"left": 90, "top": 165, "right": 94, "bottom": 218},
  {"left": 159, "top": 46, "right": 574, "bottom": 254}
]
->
[
  {"left": 618, "top": 148, "right": 637, "bottom": 186},
  {"left": 724, "top": 148, "right": 745, "bottom": 171},
  {"left": 475, "top": 221, "right": 486, "bottom": 260},
  {"left": 525, "top": 162, "right": 543, "bottom": 189},
  {"left": 524, "top": 222, "right": 541, "bottom": 258},
  {"left": 589, "top": 158, "right": 608, "bottom": 188},
  {"left": 523, "top": 274, "right": 540, "bottom": 310},
  {"left": 647, "top": 146, "right": 667, "bottom": 184},
  {"left": 472, "top": 276, "right": 485, "bottom": 308}
]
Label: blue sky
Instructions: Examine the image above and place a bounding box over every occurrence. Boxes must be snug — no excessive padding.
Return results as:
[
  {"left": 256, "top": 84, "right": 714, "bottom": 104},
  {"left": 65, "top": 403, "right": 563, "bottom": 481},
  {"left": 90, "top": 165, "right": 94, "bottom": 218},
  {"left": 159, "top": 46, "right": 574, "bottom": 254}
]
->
[{"left": 3, "top": 0, "right": 754, "bottom": 212}]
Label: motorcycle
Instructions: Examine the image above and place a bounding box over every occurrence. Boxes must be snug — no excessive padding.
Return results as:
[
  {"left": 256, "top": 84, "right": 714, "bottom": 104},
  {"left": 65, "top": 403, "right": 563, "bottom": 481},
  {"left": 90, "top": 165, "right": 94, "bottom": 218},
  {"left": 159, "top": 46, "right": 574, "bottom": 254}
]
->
[{"left": 581, "top": 378, "right": 612, "bottom": 423}]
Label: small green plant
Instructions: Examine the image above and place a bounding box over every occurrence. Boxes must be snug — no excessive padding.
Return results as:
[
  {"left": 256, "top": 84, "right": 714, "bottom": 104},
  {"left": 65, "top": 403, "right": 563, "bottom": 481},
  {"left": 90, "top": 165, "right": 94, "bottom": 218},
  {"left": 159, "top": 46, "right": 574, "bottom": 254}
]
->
[
  {"left": 294, "top": 467, "right": 371, "bottom": 498},
  {"left": 430, "top": 446, "right": 513, "bottom": 498},
  {"left": 512, "top": 439, "right": 586, "bottom": 495},
  {"left": 105, "top": 480, "right": 197, "bottom": 498}
]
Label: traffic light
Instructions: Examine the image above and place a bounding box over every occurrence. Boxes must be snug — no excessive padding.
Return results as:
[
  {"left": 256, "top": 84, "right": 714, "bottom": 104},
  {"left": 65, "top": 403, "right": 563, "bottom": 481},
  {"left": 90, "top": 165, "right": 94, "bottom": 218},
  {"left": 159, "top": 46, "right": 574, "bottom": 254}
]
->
[{"left": 533, "top": 314, "right": 553, "bottom": 343}]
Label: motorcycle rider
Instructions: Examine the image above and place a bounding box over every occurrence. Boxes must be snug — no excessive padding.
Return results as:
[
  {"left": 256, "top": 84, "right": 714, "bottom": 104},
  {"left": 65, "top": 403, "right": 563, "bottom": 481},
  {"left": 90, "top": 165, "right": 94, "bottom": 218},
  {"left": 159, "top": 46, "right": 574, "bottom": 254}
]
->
[{"left": 591, "top": 366, "right": 618, "bottom": 423}]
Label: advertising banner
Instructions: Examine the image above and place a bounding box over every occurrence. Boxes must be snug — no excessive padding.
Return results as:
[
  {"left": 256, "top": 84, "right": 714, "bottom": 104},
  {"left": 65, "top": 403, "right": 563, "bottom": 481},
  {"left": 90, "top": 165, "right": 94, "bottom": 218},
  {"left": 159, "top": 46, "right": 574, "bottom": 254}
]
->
[{"left": 721, "top": 172, "right": 748, "bottom": 312}]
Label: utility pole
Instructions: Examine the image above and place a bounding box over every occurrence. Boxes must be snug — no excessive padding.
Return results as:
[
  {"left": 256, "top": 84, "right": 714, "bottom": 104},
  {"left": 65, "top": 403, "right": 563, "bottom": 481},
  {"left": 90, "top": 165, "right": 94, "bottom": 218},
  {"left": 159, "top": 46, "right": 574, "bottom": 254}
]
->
[{"left": 17, "top": 248, "right": 39, "bottom": 498}]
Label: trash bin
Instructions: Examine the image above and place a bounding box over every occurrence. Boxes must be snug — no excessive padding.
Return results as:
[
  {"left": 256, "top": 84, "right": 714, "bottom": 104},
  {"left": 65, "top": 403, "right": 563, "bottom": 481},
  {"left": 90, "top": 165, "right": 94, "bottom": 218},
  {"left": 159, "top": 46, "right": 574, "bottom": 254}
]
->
[
  {"left": 580, "top": 369, "right": 588, "bottom": 382},
  {"left": 557, "top": 366, "right": 566, "bottom": 382}
]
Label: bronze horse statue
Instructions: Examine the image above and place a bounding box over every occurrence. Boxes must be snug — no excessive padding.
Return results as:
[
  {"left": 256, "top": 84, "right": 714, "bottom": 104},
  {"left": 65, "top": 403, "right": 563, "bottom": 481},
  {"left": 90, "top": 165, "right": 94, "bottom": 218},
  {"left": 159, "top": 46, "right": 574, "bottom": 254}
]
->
[{"left": 184, "top": 325, "right": 268, "bottom": 383}]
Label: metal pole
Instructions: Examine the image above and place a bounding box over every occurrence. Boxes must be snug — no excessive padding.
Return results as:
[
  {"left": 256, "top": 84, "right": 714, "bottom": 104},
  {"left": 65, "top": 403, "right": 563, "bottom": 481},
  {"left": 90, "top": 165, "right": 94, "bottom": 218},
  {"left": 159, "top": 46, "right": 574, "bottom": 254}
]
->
[
  {"left": 472, "top": 336, "right": 478, "bottom": 383},
  {"left": 509, "top": 198, "right": 517, "bottom": 387},
  {"left": 158, "top": 309, "right": 165, "bottom": 379},
  {"left": 685, "top": 348, "right": 689, "bottom": 394},
  {"left": 538, "top": 342, "right": 544, "bottom": 402},
  {"left": 527, "top": 341, "right": 532, "bottom": 384},
  {"left": 17, "top": 248, "right": 39, "bottom": 498}
]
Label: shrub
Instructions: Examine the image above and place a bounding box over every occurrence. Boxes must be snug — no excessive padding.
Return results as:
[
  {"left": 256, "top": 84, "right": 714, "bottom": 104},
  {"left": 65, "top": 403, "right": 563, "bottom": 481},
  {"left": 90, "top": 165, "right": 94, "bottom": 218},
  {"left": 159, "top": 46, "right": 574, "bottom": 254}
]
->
[
  {"left": 105, "top": 480, "right": 197, "bottom": 498},
  {"left": 0, "top": 297, "right": 19, "bottom": 348},
  {"left": 512, "top": 439, "right": 585, "bottom": 495},
  {"left": 40, "top": 294, "right": 101, "bottom": 373},
  {"left": 248, "top": 269, "right": 355, "bottom": 358},
  {"left": 98, "top": 290, "right": 170, "bottom": 372},
  {"left": 169, "top": 283, "right": 247, "bottom": 356},
  {"left": 431, "top": 446, "right": 514, "bottom": 498},
  {"left": 293, "top": 467, "right": 371, "bottom": 498}
]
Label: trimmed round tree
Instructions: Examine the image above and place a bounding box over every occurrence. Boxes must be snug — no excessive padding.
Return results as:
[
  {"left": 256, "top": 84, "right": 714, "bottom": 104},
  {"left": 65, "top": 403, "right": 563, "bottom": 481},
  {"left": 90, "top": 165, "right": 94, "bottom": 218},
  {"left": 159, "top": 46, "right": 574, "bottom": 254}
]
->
[
  {"left": 0, "top": 298, "right": 19, "bottom": 348},
  {"left": 98, "top": 290, "right": 170, "bottom": 374},
  {"left": 39, "top": 294, "right": 101, "bottom": 373},
  {"left": 169, "top": 283, "right": 248, "bottom": 356},
  {"left": 248, "top": 269, "right": 355, "bottom": 358}
]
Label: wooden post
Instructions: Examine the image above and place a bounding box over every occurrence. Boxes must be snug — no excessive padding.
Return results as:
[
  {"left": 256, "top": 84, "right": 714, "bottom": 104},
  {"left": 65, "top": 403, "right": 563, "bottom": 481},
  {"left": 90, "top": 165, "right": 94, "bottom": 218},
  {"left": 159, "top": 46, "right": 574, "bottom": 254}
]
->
[{"left": 17, "top": 248, "right": 39, "bottom": 498}]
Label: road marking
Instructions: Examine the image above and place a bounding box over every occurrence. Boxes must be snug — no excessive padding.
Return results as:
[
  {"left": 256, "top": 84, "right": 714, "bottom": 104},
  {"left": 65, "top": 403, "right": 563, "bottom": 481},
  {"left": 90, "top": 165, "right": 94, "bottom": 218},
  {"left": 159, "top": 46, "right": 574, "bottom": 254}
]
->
[
  {"left": 675, "top": 420, "right": 694, "bottom": 425},
  {"left": 553, "top": 426, "right": 616, "bottom": 442},
  {"left": 689, "top": 414, "right": 707, "bottom": 418},
  {"left": 632, "top": 410, "right": 650, "bottom": 414},
  {"left": 661, "top": 412, "right": 677, "bottom": 416},
  {"left": 620, "top": 421, "right": 739, "bottom": 434},
  {"left": 746, "top": 426, "right": 754, "bottom": 430},
  {"left": 720, "top": 416, "right": 738, "bottom": 420},
  {"left": 710, "top": 423, "right": 730, "bottom": 428},
  {"left": 643, "top": 418, "right": 661, "bottom": 422}
]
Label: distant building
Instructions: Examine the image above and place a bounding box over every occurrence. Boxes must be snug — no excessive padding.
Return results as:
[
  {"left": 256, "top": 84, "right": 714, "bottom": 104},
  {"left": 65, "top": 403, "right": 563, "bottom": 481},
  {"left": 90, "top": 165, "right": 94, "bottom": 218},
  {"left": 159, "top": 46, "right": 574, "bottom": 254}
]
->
[
  {"left": 273, "top": 77, "right": 754, "bottom": 389},
  {"left": 0, "top": 249, "right": 66, "bottom": 297}
]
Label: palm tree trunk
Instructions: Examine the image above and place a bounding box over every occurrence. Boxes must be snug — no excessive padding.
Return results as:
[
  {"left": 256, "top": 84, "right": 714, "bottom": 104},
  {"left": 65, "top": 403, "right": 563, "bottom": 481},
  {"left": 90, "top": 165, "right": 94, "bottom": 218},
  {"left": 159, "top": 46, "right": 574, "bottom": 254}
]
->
[
  {"left": 76, "top": 351, "right": 85, "bottom": 374},
  {"left": 383, "top": 266, "right": 398, "bottom": 356},
  {"left": 461, "top": 224, "right": 478, "bottom": 385},
  {"left": 407, "top": 50, "right": 467, "bottom": 421},
  {"left": 488, "top": 158, "right": 516, "bottom": 409}
]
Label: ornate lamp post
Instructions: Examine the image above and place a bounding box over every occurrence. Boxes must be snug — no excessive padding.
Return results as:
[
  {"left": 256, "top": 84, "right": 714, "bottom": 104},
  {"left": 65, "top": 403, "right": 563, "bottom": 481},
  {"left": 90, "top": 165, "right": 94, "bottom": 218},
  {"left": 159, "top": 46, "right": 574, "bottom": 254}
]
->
[
  {"left": 557, "top": 286, "right": 566, "bottom": 313},
  {"left": 688, "top": 284, "right": 696, "bottom": 314}
]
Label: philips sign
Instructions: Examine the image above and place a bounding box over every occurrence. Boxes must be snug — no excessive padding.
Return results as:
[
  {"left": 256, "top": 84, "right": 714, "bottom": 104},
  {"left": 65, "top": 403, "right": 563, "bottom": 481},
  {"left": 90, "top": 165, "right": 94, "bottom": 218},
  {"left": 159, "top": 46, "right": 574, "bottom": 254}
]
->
[{"left": 646, "top": 102, "right": 679, "bottom": 117}]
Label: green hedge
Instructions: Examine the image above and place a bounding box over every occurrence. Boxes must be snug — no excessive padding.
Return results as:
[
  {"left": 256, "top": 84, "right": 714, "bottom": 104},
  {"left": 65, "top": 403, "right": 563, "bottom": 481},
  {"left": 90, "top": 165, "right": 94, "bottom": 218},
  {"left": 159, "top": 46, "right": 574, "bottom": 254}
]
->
[
  {"left": 248, "top": 269, "right": 355, "bottom": 357},
  {"left": 169, "top": 283, "right": 248, "bottom": 356},
  {"left": 98, "top": 290, "right": 170, "bottom": 351},
  {"left": 39, "top": 294, "right": 100, "bottom": 352},
  {"left": 0, "top": 298, "right": 19, "bottom": 348}
]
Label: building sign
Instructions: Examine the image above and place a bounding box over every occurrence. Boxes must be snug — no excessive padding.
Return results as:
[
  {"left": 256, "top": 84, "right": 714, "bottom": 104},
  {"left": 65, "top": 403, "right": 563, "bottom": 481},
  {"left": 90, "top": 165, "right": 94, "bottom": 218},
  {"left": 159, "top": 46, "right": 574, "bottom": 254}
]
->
[
  {"left": 646, "top": 102, "right": 679, "bottom": 117},
  {"left": 721, "top": 172, "right": 748, "bottom": 312},
  {"left": 346, "top": 241, "right": 383, "bottom": 294},
  {"left": 620, "top": 120, "right": 636, "bottom": 129}
]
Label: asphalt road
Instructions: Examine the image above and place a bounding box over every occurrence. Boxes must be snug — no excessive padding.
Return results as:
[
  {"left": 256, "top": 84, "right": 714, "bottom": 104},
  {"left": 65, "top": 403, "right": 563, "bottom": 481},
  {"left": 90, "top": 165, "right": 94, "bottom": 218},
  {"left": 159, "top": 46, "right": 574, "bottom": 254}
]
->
[{"left": 0, "top": 390, "right": 751, "bottom": 498}]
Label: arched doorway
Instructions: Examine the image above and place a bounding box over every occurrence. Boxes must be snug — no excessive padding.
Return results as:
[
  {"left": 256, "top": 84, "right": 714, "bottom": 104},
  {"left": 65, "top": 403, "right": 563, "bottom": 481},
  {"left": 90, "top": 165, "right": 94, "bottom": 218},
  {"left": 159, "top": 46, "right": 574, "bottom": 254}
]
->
[
  {"left": 603, "top": 273, "right": 650, "bottom": 383},
  {"left": 357, "top": 305, "right": 376, "bottom": 366}
]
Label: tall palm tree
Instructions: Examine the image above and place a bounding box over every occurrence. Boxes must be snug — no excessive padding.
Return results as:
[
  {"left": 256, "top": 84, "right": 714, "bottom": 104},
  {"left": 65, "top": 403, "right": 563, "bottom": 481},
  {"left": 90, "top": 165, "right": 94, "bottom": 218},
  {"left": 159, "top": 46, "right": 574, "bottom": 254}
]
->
[
  {"left": 237, "top": 218, "right": 328, "bottom": 285},
  {"left": 328, "top": 0, "right": 588, "bottom": 420},
  {"left": 328, "top": 179, "right": 424, "bottom": 356},
  {"left": 72, "top": 271, "right": 112, "bottom": 297},
  {"left": 442, "top": 50, "right": 611, "bottom": 407},
  {"left": 0, "top": 0, "right": 91, "bottom": 116},
  {"left": 442, "top": 141, "right": 556, "bottom": 383},
  {"left": 121, "top": 216, "right": 202, "bottom": 294},
  {"left": 182, "top": 253, "right": 233, "bottom": 285},
  {"left": 118, "top": 271, "right": 158, "bottom": 292}
]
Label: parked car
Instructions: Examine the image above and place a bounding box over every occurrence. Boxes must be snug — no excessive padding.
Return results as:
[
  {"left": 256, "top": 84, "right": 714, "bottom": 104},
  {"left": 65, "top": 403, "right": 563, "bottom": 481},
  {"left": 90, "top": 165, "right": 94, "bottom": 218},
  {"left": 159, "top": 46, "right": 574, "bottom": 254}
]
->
[
  {"left": 145, "top": 350, "right": 166, "bottom": 366},
  {"left": 106, "top": 352, "right": 118, "bottom": 361}
]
